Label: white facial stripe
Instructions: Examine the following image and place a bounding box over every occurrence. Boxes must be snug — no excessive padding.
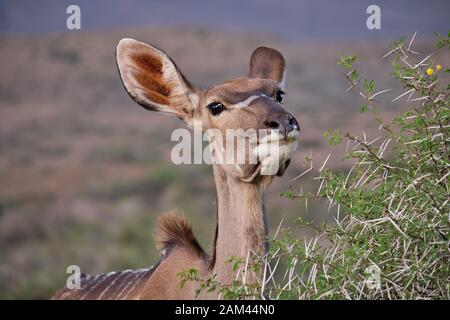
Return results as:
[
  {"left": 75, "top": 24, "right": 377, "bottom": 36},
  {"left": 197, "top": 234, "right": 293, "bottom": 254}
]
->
[
  {"left": 188, "top": 93, "right": 200, "bottom": 109},
  {"left": 279, "top": 70, "right": 286, "bottom": 89},
  {"left": 232, "top": 94, "right": 267, "bottom": 109}
]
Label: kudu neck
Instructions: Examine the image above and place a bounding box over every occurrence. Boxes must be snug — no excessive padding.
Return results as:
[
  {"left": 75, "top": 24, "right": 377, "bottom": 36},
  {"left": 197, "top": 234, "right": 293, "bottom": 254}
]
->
[{"left": 211, "top": 164, "right": 268, "bottom": 284}]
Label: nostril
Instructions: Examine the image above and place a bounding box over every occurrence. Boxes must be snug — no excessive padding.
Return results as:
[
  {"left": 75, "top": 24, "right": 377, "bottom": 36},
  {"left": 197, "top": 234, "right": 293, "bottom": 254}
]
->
[
  {"left": 288, "top": 115, "right": 295, "bottom": 125},
  {"left": 266, "top": 120, "right": 281, "bottom": 130},
  {"left": 287, "top": 115, "right": 300, "bottom": 132}
]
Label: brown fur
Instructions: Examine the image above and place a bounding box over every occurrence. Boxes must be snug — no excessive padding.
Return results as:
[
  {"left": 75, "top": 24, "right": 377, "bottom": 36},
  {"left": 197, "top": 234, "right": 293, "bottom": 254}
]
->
[
  {"left": 135, "top": 73, "right": 171, "bottom": 97},
  {"left": 249, "top": 46, "right": 285, "bottom": 83},
  {"left": 142, "top": 89, "right": 171, "bottom": 106},
  {"left": 155, "top": 211, "right": 206, "bottom": 259},
  {"left": 131, "top": 52, "right": 164, "bottom": 76}
]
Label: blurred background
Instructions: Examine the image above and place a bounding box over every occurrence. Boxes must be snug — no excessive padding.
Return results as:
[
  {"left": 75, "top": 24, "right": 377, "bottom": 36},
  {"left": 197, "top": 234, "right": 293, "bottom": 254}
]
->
[{"left": 0, "top": 0, "right": 448, "bottom": 299}]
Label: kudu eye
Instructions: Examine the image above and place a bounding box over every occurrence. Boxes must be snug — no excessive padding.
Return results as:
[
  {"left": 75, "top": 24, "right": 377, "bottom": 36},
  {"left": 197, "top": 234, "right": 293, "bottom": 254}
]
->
[
  {"left": 275, "top": 90, "right": 285, "bottom": 103},
  {"left": 207, "top": 102, "right": 225, "bottom": 116}
]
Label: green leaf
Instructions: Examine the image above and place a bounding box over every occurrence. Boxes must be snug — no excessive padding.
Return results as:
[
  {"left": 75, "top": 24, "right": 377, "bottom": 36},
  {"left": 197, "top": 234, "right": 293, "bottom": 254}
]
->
[
  {"left": 350, "top": 70, "right": 359, "bottom": 82},
  {"left": 360, "top": 104, "right": 369, "bottom": 113},
  {"left": 363, "top": 79, "right": 376, "bottom": 96},
  {"left": 338, "top": 55, "right": 357, "bottom": 69},
  {"left": 323, "top": 130, "right": 343, "bottom": 146}
]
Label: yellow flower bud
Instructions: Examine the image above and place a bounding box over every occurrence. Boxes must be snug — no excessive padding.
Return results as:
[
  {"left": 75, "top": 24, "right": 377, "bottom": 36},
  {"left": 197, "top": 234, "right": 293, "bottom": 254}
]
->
[
  {"left": 436, "top": 64, "right": 442, "bottom": 71},
  {"left": 426, "top": 68, "right": 434, "bottom": 76}
]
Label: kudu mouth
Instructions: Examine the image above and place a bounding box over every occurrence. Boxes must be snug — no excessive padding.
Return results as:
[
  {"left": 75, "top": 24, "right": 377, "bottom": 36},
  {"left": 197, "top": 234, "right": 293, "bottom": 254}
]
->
[{"left": 240, "top": 127, "right": 300, "bottom": 182}]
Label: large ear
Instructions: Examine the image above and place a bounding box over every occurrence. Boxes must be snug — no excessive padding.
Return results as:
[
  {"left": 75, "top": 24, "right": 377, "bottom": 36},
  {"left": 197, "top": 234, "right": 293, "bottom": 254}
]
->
[
  {"left": 116, "top": 38, "right": 197, "bottom": 120},
  {"left": 248, "top": 47, "right": 286, "bottom": 87}
]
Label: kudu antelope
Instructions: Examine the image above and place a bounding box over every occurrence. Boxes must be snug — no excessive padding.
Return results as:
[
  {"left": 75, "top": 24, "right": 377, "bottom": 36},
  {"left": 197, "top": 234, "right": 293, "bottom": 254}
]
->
[{"left": 53, "top": 38, "right": 300, "bottom": 299}]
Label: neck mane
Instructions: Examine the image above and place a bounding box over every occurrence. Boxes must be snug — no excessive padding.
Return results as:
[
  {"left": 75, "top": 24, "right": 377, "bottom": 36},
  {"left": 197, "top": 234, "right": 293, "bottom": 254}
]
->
[{"left": 209, "top": 164, "right": 269, "bottom": 284}]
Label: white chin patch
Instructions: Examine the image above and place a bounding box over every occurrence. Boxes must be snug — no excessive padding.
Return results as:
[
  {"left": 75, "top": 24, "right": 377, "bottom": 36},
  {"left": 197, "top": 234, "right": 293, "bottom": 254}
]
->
[{"left": 253, "top": 139, "right": 298, "bottom": 176}]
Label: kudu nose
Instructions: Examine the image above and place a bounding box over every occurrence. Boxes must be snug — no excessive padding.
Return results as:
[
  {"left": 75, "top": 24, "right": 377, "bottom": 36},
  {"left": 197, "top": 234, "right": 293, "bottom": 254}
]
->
[{"left": 265, "top": 113, "right": 300, "bottom": 136}]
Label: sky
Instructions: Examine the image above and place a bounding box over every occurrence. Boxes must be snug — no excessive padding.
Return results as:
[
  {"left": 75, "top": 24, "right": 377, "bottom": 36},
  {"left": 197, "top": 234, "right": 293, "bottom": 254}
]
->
[{"left": 0, "top": 0, "right": 449, "bottom": 41}]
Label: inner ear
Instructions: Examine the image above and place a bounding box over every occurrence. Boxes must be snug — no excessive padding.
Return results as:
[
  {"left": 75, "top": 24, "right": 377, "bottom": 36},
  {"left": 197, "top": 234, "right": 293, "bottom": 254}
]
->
[
  {"left": 116, "top": 38, "right": 197, "bottom": 120},
  {"left": 248, "top": 47, "right": 286, "bottom": 87}
]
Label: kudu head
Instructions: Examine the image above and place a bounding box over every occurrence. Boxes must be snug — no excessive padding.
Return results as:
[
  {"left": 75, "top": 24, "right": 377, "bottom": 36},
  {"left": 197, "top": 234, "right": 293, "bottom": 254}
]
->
[{"left": 116, "top": 38, "right": 299, "bottom": 183}]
